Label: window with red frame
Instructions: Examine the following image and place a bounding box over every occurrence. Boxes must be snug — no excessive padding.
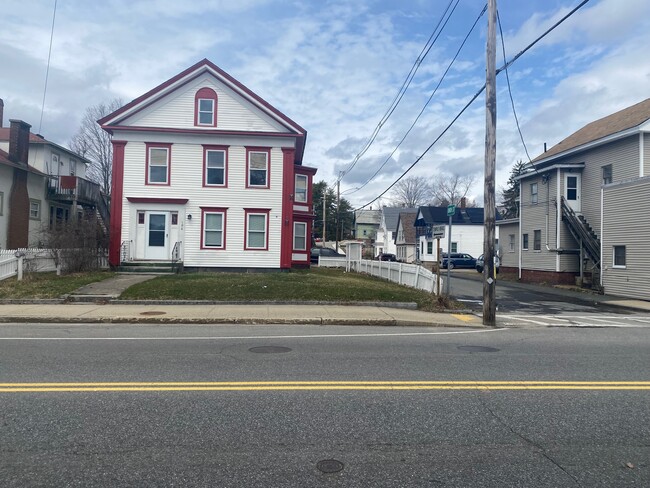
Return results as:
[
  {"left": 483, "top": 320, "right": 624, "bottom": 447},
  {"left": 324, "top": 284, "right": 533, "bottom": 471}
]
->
[
  {"left": 246, "top": 212, "right": 268, "bottom": 249},
  {"left": 195, "top": 87, "right": 218, "bottom": 127},
  {"left": 147, "top": 146, "right": 169, "bottom": 184},
  {"left": 203, "top": 211, "right": 225, "bottom": 249}
]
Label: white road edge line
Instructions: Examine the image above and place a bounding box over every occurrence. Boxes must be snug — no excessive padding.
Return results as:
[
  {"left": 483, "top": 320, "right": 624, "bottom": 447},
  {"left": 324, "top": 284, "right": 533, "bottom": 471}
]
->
[{"left": 0, "top": 328, "right": 508, "bottom": 341}]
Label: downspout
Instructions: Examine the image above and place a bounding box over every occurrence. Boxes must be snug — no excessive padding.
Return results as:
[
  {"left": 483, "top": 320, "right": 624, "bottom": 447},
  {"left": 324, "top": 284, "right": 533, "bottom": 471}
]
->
[
  {"left": 600, "top": 186, "right": 604, "bottom": 288},
  {"left": 640, "top": 132, "right": 644, "bottom": 177},
  {"left": 556, "top": 168, "right": 561, "bottom": 272},
  {"left": 518, "top": 180, "right": 522, "bottom": 279}
]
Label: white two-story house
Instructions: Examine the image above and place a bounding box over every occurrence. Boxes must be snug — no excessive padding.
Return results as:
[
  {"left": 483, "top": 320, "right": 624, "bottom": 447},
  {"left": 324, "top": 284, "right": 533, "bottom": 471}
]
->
[{"left": 99, "top": 59, "right": 316, "bottom": 270}]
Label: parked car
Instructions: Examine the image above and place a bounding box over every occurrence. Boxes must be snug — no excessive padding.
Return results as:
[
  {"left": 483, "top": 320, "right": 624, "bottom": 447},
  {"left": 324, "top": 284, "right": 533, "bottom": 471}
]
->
[
  {"left": 311, "top": 247, "right": 345, "bottom": 264},
  {"left": 440, "top": 253, "right": 476, "bottom": 270},
  {"left": 475, "top": 254, "right": 500, "bottom": 273},
  {"left": 378, "top": 253, "right": 397, "bottom": 262}
]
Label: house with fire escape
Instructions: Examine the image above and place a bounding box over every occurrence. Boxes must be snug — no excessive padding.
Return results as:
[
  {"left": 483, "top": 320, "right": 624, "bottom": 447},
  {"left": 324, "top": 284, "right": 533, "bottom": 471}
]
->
[{"left": 499, "top": 98, "right": 650, "bottom": 300}]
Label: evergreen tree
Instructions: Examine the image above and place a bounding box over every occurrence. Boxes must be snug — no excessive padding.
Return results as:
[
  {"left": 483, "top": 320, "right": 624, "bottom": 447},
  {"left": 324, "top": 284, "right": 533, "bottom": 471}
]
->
[
  {"left": 312, "top": 181, "right": 354, "bottom": 242},
  {"left": 500, "top": 160, "right": 527, "bottom": 219}
]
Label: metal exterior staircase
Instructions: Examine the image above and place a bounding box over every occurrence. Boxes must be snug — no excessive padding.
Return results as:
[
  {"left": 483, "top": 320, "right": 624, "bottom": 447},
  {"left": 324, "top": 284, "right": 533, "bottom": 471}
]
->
[{"left": 560, "top": 197, "right": 600, "bottom": 268}]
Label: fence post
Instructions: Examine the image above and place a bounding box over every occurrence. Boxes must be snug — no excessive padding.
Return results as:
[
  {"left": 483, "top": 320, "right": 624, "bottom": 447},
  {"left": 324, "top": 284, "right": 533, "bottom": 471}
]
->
[
  {"left": 398, "top": 263, "right": 403, "bottom": 285},
  {"left": 414, "top": 264, "right": 420, "bottom": 290},
  {"left": 17, "top": 256, "right": 24, "bottom": 281}
]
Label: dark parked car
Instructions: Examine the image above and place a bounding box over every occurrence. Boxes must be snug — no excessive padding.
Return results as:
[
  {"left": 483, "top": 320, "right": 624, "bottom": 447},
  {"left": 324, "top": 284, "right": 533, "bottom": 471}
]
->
[
  {"left": 475, "top": 254, "right": 500, "bottom": 273},
  {"left": 440, "top": 253, "right": 476, "bottom": 270},
  {"left": 311, "top": 247, "right": 345, "bottom": 264},
  {"left": 378, "top": 253, "right": 397, "bottom": 261}
]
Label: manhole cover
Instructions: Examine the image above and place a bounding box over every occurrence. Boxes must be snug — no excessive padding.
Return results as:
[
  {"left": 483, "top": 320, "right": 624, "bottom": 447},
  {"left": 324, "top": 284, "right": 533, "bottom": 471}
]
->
[
  {"left": 457, "top": 345, "right": 500, "bottom": 353},
  {"left": 248, "top": 346, "right": 292, "bottom": 354},
  {"left": 317, "top": 459, "right": 344, "bottom": 473},
  {"left": 139, "top": 311, "right": 166, "bottom": 316}
]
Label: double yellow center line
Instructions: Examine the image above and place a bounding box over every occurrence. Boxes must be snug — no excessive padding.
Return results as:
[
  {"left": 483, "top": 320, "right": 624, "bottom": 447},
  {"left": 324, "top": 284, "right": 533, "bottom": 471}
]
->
[{"left": 1, "top": 381, "right": 649, "bottom": 392}]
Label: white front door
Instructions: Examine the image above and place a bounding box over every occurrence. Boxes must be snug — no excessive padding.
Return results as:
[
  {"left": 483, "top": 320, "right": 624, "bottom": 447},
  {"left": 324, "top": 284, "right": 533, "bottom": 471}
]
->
[
  {"left": 145, "top": 212, "right": 169, "bottom": 260},
  {"left": 564, "top": 173, "right": 581, "bottom": 213}
]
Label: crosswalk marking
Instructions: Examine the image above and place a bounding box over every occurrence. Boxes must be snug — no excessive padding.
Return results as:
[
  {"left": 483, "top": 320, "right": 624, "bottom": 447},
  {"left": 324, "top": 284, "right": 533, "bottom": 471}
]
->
[{"left": 499, "top": 314, "right": 650, "bottom": 328}]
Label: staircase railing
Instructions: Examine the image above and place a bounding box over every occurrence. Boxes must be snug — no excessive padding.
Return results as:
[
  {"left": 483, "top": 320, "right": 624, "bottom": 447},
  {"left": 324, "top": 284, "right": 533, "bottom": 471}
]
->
[
  {"left": 171, "top": 241, "right": 182, "bottom": 274},
  {"left": 560, "top": 197, "right": 600, "bottom": 268},
  {"left": 120, "top": 240, "right": 132, "bottom": 263}
]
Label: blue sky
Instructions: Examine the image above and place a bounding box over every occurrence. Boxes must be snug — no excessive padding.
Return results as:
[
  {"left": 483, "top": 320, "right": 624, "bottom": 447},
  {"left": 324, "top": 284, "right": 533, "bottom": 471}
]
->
[{"left": 3, "top": 0, "right": 650, "bottom": 207}]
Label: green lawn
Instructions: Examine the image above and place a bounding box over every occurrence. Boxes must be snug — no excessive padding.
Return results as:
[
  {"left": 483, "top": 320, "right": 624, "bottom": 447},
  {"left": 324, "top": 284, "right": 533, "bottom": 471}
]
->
[
  {"left": 120, "top": 267, "right": 455, "bottom": 311},
  {"left": 0, "top": 271, "right": 115, "bottom": 299}
]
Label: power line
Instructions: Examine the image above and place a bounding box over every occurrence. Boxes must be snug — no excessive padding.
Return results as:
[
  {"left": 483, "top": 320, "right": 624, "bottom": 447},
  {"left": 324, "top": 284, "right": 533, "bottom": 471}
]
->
[
  {"left": 343, "top": 4, "right": 487, "bottom": 196},
  {"left": 353, "top": 0, "right": 592, "bottom": 211},
  {"left": 497, "top": 11, "right": 532, "bottom": 163},
  {"left": 338, "top": 0, "right": 460, "bottom": 182},
  {"left": 39, "top": 0, "right": 58, "bottom": 134}
]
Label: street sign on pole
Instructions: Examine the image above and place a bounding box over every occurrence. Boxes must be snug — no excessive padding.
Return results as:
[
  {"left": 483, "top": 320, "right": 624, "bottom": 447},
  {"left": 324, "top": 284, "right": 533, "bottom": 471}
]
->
[
  {"left": 432, "top": 225, "right": 445, "bottom": 239},
  {"left": 447, "top": 205, "right": 456, "bottom": 217}
]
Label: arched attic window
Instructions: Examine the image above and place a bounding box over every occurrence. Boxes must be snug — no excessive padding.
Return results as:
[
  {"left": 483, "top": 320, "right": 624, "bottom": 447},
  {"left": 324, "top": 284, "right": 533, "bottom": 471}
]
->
[{"left": 194, "top": 87, "right": 218, "bottom": 127}]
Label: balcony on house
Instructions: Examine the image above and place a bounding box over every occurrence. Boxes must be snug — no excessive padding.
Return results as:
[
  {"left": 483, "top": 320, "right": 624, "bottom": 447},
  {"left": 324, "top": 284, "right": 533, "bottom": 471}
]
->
[{"left": 47, "top": 175, "right": 110, "bottom": 233}]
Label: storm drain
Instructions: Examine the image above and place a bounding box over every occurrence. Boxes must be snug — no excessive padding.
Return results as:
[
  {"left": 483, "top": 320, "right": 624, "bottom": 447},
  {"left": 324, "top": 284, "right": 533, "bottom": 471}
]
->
[
  {"left": 317, "top": 459, "right": 344, "bottom": 474},
  {"left": 457, "top": 345, "right": 500, "bottom": 353},
  {"left": 248, "top": 346, "right": 292, "bottom": 354}
]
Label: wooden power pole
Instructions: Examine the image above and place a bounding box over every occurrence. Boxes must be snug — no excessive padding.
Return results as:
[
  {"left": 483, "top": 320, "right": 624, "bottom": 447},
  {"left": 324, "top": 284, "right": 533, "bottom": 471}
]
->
[
  {"left": 483, "top": 0, "right": 497, "bottom": 326},
  {"left": 335, "top": 176, "right": 341, "bottom": 252},
  {"left": 322, "top": 193, "right": 327, "bottom": 246}
]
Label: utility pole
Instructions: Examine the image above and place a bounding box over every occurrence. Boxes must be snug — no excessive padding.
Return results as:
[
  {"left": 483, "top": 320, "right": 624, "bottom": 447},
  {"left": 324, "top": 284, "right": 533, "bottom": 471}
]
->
[
  {"left": 335, "top": 175, "right": 341, "bottom": 252},
  {"left": 322, "top": 193, "right": 327, "bottom": 246},
  {"left": 483, "top": 0, "right": 497, "bottom": 326}
]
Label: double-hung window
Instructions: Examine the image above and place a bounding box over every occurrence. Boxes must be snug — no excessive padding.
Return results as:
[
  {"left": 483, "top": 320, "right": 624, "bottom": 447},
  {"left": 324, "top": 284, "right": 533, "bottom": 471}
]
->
[
  {"left": 295, "top": 174, "right": 308, "bottom": 202},
  {"left": 203, "top": 146, "right": 227, "bottom": 187},
  {"left": 602, "top": 165, "right": 613, "bottom": 185},
  {"left": 530, "top": 183, "right": 538, "bottom": 205},
  {"left": 194, "top": 87, "right": 218, "bottom": 127},
  {"left": 533, "top": 230, "right": 542, "bottom": 251},
  {"left": 245, "top": 210, "right": 269, "bottom": 250},
  {"left": 522, "top": 233, "right": 529, "bottom": 250},
  {"left": 509, "top": 234, "right": 515, "bottom": 252},
  {"left": 293, "top": 222, "right": 307, "bottom": 250},
  {"left": 29, "top": 199, "right": 41, "bottom": 220},
  {"left": 146, "top": 144, "right": 171, "bottom": 185},
  {"left": 201, "top": 208, "right": 227, "bottom": 249},
  {"left": 247, "top": 148, "right": 270, "bottom": 188},
  {"left": 613, "top": 246, "right": 626, "bottom": 268}
]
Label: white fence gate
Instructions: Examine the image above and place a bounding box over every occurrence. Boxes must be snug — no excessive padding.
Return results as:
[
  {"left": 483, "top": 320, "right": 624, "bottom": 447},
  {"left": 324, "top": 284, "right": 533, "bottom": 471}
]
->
[{"left": 319, "top": 257, "right": 441, "bottom": 294}]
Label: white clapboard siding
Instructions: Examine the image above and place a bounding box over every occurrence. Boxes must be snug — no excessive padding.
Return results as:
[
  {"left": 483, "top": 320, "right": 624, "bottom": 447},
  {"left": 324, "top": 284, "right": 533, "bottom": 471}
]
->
[{"left": 124, "top": 76, "right": 286, "bottom": 133}]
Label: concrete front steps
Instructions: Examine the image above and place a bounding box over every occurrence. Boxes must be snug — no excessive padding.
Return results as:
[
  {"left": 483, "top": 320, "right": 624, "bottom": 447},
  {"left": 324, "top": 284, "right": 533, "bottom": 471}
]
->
[{"left": 117, "top": 261, "right": 180, "bottom": 274}]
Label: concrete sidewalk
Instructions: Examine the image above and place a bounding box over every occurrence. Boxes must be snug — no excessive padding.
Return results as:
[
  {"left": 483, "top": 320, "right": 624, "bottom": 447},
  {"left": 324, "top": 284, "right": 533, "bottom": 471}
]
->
[{"left": 0, "top": 303, "right": 483, "bottom": 327}]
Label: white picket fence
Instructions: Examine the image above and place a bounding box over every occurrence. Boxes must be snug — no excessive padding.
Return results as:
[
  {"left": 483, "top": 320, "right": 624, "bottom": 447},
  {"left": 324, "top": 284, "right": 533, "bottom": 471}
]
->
[
  {"left": 0, "top": 248, "right": 108, "bottom": 281},
  {"left": 319, "top": 257, "right": 442, "bottom": 294}
]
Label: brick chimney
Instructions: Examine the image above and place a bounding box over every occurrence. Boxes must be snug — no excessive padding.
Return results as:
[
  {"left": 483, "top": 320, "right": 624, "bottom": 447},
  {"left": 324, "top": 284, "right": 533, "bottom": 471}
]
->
[
  {"left": 6, "top": 119, "right": 32, "bottom": 249},
  {"left": 8, "top": 119, "right": 31, "bottom": 165},
  {"left": 0, "top": 98, "right": 4, "bottom": 127},
  {"left": 460, "top": 197, "right": 466, "bottom": 209}
]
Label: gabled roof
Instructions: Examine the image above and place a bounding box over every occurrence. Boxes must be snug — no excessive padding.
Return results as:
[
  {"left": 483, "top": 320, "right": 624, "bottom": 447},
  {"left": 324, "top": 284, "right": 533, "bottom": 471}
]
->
[
  {"left": 0, "top": 128, "right": 91, "bottom": 166},
  {"left": 395, "top": 212, "right": 417, "bottom": 244},
  {"left": 98, "top": 58, "right": 307, "bottom": 163},
  {"left": 0, "top": 128, "right": 46, "bottom": 143},
  {"left": 0, "top": 148, "right": 47, "bottom": 176},
  {"left": 531, "top": 98, "right": 650, "bottom": 165},
  {"left": 415, "top": 206, "right": 500, "bottom": 227},
  {"left": 382, "top": 206, "right": 417, "bottom": 233}
]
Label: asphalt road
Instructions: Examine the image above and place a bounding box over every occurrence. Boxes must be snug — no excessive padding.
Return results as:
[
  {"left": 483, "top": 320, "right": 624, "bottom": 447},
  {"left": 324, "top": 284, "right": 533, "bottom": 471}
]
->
[
  {"left": 1, "top": 323, "right": 648, "bottom": 487},
  {"left": 445, "top": 270, "right": 636, "bottom": 314}
]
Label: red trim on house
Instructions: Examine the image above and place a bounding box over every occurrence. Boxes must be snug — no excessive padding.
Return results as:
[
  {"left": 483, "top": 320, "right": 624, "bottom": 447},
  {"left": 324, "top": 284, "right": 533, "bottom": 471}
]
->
[
  {"left": 109, "top": 141, "right": 127, "bottom": 266},
  {"left": 244, "top": 208, "right": 271, "bottom": 251},
  {"left": 194, "top": 87, "right": 218, "bottom": 127},
  {"left": 145, "top": 142, "right": 172, "bottom": 186},
  {"left": 97, "top": 59, "right": 307, "bottom": 163},
  {"left": 102, "top": 125, "right": 300, "bottom": 139},
  {"left": 292, "top": 221, "right": 308, "bottom": 251},
  {"left": 281, "top": 148, "right": 295, "bottom": 268},
  {"left": 202, "top": 145, "right": 229, "bottom": 188},
  {"left": 200, "top": 207, "right": 228, "bottom": 250},
  {"left": 245, "top": 147, "right": 271, "bottom": 189},
  {"left": 126, "top": 197, "right": 188, "bottom": 204}
]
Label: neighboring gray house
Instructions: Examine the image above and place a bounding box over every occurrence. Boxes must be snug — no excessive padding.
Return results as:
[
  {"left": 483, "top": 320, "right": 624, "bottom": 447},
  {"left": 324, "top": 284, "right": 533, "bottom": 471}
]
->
[
  {"left": 374, "top": 206, "right": 417, "bottom": 257},
  {"left": 513, "top": 98, "right": 650, "bottom": 299},
  {"left": 354, "top": 208, "right": 381, "bottom": 244},
  {"left": 394, "top": 211, "right": 418, "bottom": 262}
]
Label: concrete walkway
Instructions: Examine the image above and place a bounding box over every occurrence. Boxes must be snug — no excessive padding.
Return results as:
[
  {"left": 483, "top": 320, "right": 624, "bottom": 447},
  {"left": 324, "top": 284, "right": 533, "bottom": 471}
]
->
[{"left": 67, "top": 273, "right": 157, "bottom": 300}]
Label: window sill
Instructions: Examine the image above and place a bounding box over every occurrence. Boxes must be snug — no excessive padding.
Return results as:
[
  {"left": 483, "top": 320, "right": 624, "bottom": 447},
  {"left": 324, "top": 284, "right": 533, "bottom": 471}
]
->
[{"left": 612, "top": 265, "right": 627, "bottom": 269}]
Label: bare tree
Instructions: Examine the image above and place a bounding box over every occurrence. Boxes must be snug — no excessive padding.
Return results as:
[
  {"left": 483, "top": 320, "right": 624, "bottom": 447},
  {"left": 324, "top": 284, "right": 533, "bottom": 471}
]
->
[
  {"left": 69, "top": 99, "right": 123, "bottom": 194},
  {"left": 430, "top": 174, "right": 477, "bottom": 207},
  {"left": 390, "top": 176, "right": 432, "bottom": 208}
]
